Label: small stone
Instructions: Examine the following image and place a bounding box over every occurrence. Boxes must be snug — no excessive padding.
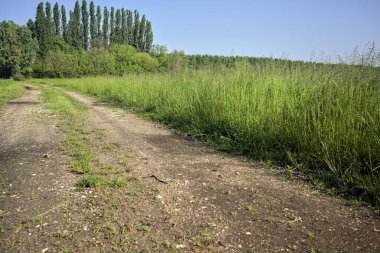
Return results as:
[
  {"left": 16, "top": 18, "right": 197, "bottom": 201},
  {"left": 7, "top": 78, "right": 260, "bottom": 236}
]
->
[
  {"left": 41, "top": 248, "right": 49, "bottom": 253},
  {"left": 246, "top": 232, "right": 252, "bottom": 235}
]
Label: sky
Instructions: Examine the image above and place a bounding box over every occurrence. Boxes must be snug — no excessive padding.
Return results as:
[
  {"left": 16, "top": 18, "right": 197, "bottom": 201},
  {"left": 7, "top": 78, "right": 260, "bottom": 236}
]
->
[{"left": 0, "top": 0, "right": 379, "bottom": 61}]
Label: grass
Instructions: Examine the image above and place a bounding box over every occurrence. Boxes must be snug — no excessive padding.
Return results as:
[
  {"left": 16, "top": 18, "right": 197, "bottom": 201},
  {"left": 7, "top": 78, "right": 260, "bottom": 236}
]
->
[
  {"left": 40, "top": 86, "right": 130, "bottom": 189},
  {"left": 32, "top": 61, "right": 380, "bottom": 206},
  {"left": 0, "top": 79, "right": 24, "bottom": 107}
]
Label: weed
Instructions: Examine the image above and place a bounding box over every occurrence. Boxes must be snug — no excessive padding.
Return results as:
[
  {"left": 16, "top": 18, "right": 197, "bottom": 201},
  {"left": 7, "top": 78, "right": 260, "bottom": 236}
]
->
[
  {"left": 31, "top": 214, "right": 42, "bottom": 223},
  {"left": 163, "top": 240, "right": 180, "bottom": 252},
  {"left": 193, "top": 229, "right": 214, "bottom": 247},
  {"left": 76, "top": 175, "right": 102, "bottom": 188},
  {"left": 104, "top": 142, "right": 117, "bottom": 151},
  {"left": 58, "top": 248, "right": 70, "bottom": 253},
  {"left": 246, "top": 203, "right": 254, "bottom": 214}
]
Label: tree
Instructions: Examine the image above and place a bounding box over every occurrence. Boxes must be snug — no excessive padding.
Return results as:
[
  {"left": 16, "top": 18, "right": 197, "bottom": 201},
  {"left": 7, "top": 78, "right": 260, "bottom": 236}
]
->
[
  {"left": 81, "top": 0, "right": 89, "bottom": 50},
  {"left": 115, "top": 9, "right": 122, "bottom": 44},
  {"left": 27, "top": 19, "right": 36, "bottom": 38},
  {"left": 35, "top": 2, "right": 47, "bottom": 56},
  {"left": 53, "top": 2, "right": 60, "bottom": 35},
  {"left": 71, "top": 0, "right": 82, "bottom": 49},
  {"left": 45, "top": 2, "right": 53, "bottom": 50},
  {"left": 89, "top": 1, "right": 96, "bottom": 48},
  {"left": 139, "top": 15, "right": 146, "bottom": 51},
  {"left": 0, "top": 21, "right": 38, "bottom": 78},
  {"left": 102, "top": 7, "right": 109, "bottom": 47},
  {"left": 96, "top": 5, "right": 101, "bottom": 41},
  {"left": 145, "top": 21, "right": 153, "bottom": 52},
  {"left": 121, "top": 8, "right": 127, "bottom": 44},
  {"left": 110, "top": 7, "right": 115, "bottom": 45},
  {"left": 61, "top": 5, "right": 68, "bottom": 42},
  {"left": 133, "top": 10, "right": 140, "bottom": 49},
  {"left": 127, "top": 10, "right": 133, "bottom": 46}
]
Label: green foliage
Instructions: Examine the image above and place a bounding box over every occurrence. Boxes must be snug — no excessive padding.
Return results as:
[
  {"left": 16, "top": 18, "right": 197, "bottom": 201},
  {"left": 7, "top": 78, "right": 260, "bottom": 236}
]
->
[
  {"left": 114, "top": 9, "right": 122, "bottom": 44},
  {"left": 96, "top": 5, "right": 102, "bottom": 42},
  {"left": 127, "top": 10, "right": 133, "bottom": 45},
  {"left": 27, "top": 1, "right": 154, "bottom": 59},
  {"left": 133, "top": 10, "right": 140, "bottom": 49},
  {"left": 40, "top": 62, "right": 380, "bottom": 206},
  {"left": 110, "top": 7, "right": 115, "bottom": 45},
  {"left": 139, "top": 15, "right": 146, "bottom": 51},
  {"left": 45, "top": 2, "right": 54, "bottom": 41},
  {"left": 121, "top": 8, "right": 127, "bottom": 44},
  {"left": 81, "top": 0, "right": 89, "bottom": 50},
  {"left": 102, "top": 6, "right": 109, "bottom": 47},
  {"left": 69, "top": 0, "right": 82, "bottom": 49},
  {"left": 0, "top": 79, "right": 24, "bottom": 107},
  {"left": 32, "top": 42, "right": 160, "bottom": 77},
  {"left": 89, "top": 1, "right": 96, "bottom": 48},
  {"left": 0, "top": 21, "right": 38, "bottom": 78},
  {"left": 145, "top": 21, "right": 153, "bottom": 52},
  {"left": 53, "top": 2, "right": 61, "bottom": 35},
  {"left": 35, "top": 2, "right": 48, "bottom": 56},
  {"left": 61, "top": 5, "right": 68, "bottom": 42}
]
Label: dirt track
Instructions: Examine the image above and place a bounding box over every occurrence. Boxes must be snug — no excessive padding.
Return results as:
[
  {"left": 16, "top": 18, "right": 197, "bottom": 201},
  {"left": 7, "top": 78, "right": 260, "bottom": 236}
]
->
[{"left": 1, "top": 85, "right": 379, "bottom": 252}]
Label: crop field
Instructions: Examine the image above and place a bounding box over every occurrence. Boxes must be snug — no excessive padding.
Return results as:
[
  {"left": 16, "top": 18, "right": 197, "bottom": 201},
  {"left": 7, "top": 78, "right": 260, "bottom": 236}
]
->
[{"left": 34, "top": 61, "right": 380, "bottom": 205}]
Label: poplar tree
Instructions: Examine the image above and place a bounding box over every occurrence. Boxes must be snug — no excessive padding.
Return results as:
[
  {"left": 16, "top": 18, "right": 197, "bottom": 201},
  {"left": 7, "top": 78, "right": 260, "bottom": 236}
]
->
[
  {"left": 45, "top": 1, "right": 53, "bottom": 50},
  {"left": 53, "top": 2, "right": 60, "bottom": 35},
  {"left": 45, "top": 2, "right": 53, "bottom": 35},
  {"left": 139, "top": 15, "right": 146, "bottom": 51},
  {"left": 102, "top": 7, "right": 109, "bottom": 47},
  {"left": 67, "top": 10, "right": 74, "bottom": 45},
  {"left": 27, "top": 19, "right": 36, "bottom": 38},
  {"left": 89, "top": 1, "right": 96, "bottom": 47},
  {"left": 96, "top": 5, "right": 101, "bottom": 41},
  {"left": 61, "top": 5, "right": 68, "bottom": 42},
  {"left": 145, "top": 21, "right": 153, "bottom": 52},
  {"left": 133, "top": 10, "right": 140, "bottom": 49},
  {"left": 121, "top": 8, "right": 127, "bottom": 44},
  {"left": 71, "top": 0, "right": 82, "bottom": 49},
  {"left": 35, "top": 2, "right": 47, "bottom": 55},
  {"left": 81, "top": 0, "right": 89, "bottom": 50},
  {"left": 110, "top": 7, "right": 115, "bottom": 45},
  {"left": 127, "top": 10, "right": 133, "bottom": 45},
  {"left": 115, "top": 9, "right": 121, "bottom": 44}
]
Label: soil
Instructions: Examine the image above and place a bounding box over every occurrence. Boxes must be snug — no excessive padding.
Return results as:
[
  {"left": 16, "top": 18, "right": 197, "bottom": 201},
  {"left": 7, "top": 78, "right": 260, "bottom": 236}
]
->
[{"left": 0, "top": 84, "right": 379, "bottom": 252}]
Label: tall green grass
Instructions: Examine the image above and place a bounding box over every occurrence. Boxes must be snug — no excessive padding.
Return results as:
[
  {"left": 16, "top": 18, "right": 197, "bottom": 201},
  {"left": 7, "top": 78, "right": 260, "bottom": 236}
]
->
[
  {"left": 0, "top": 79, "right": 24, "bottom": 107},
  {"left": 34, "top": 62, "right": 380, "bottom": 205}
]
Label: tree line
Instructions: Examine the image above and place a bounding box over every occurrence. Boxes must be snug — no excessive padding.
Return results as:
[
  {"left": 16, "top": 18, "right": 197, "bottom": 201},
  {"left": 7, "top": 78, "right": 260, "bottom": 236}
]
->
[
  {"left": 27, "top": 1, "right": 153, "bottom": 56},
  {"left": 0, "top": 1, "right": 155, "bottom": 78}
]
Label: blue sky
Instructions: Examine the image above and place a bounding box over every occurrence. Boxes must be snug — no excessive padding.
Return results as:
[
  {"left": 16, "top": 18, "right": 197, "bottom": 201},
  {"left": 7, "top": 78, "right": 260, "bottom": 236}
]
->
[{"left": 0, "top": 0, "right": 379, "bottom": 61}]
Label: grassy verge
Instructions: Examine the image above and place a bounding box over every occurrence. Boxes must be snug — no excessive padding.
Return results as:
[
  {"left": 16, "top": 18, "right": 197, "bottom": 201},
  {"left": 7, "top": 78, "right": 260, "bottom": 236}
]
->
[
  {"left": 32, "top": 63, "right": 380, "bottom": 206},
  {"left": 40, "top": 86, "right": 130, "bottom": 188},
  {"left": 0, "top": 79, "right": 24, "bottom": 107}
]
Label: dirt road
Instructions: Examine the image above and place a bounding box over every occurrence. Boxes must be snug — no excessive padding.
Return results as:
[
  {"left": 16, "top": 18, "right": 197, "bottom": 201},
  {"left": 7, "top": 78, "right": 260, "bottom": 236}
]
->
[{"left": 1, "top": 85, "right": 379, "bottom": 252}]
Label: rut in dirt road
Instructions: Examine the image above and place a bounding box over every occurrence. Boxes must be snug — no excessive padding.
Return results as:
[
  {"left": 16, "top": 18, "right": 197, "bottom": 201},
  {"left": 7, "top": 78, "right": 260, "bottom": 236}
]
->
[
  {"left": 0, "top": 86, "right": 78, "bottom": 252},
  {"left": 64, "top": 89, "right": 380, "bottom": 252}
]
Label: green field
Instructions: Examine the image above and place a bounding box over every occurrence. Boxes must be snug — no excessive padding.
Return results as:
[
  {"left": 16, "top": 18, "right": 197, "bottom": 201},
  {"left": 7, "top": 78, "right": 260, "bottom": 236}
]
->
[
  {"left": 0, "top": 79, "right": 24, "bottom": 107},
  {"left": 33, "top": 61, "right": 380, "bottom": 205}
]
